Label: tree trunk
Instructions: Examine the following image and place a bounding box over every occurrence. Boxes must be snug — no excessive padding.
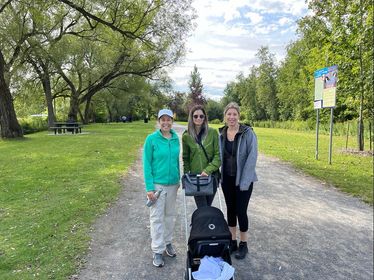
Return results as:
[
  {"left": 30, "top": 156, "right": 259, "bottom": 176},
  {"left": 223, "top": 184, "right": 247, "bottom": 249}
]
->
[
  {"left": 0, "top": 50, "right": 23, "bottom": 138},
  {"left": 357, "top": 0, "right": 364, "bottom": 151},
  {"left": 41, "top": 72, "right": 56, "bottom": 127},
  {"left": 28, "top": 58, "right": 56, "bottom": 127},
  {"left": 83, "top": 95, "right": 92, "bottom": 124},
  {"left": 68, "top": 92, "right": 80, "bottom": 122}
]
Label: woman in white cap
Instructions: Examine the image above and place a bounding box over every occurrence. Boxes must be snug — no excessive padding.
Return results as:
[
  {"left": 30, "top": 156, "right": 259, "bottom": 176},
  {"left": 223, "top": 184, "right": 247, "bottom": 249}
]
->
[{"left": 142, "top": 109, "right": 180, "bottom": 268}]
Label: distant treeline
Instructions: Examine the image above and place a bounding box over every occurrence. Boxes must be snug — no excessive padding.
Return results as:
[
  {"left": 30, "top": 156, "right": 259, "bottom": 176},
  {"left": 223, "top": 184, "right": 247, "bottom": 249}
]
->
[{"left": 221, "top": 0, "right": 372, "bottom": 126}]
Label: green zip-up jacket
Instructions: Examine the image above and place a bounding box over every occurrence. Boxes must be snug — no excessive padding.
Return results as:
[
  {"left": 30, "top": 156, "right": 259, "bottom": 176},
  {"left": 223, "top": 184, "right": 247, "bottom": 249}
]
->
[
  {"left": 143, "top": 129, "right": 180, "bottom": 192},
  {"left": 182, "top": 127, "right": 221, "bottom": 175}
]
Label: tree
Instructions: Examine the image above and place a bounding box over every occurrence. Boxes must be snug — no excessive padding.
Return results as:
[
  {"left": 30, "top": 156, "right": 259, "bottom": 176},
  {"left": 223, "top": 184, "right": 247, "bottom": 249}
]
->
[
  {"left": 276, "top": 40, "right": 313, "bottom": 121},
  {"left": 0, "top": 0, "right": 38, "bottom": 138},
  {"left": 58, "top": 0, "right": 196, "bottom": 122},
  {"left": 206, "top": 99, "right": 223, "bottom": 121},
  {"left": 240, "top": 66, "right": 266, "bottom": 121},
  {"left": 168, "top": 91, "right": 188, "bottom": 121},
  {"left": 298, "top": 0, "right": 373, "bottom": 150},
  {"left": 0, "top": 0, "right": 196, "bottom": 137},
  {"left": 187, "top": 65, "right": 206, "bottom": 107},
  {"left": 0, "top": 50, "right": 23, "bottom": 137},
  {"left": 221, "top": 81, "right": 241, "bottom": 108},
  {"left": 256, "top": 46, "right": 279, "bottom": 121}
]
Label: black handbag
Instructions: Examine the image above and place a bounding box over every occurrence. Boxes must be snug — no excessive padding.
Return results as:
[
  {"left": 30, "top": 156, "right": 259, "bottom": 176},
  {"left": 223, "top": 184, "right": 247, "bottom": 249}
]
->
[{"left": 182, "top": 173, "right": 214, "bottom": 196}]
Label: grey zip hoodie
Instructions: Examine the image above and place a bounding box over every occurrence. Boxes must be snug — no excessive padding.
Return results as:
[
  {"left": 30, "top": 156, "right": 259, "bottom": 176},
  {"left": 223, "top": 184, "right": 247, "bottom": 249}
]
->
[{"left": 219, "top": 124, "right": 258, "bottom": 190}]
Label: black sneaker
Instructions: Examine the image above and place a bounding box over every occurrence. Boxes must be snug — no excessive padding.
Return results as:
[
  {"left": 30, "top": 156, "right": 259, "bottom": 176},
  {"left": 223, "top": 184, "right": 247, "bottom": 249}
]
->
[
  {"left": 235, "top": 241, "right": 248, "bottom": 259},
  {"left": 165, "top": 243, "right": 176, "bottom": 257},
  {"left": 229, "top": 239, "right": 238, "bottom": 254}
]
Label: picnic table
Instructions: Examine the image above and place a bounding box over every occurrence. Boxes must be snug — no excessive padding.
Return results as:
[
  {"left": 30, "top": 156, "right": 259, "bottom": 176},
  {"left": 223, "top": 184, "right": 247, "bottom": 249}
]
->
[{"left": 50, "top": 122, "right": 83, "bottom": 134}]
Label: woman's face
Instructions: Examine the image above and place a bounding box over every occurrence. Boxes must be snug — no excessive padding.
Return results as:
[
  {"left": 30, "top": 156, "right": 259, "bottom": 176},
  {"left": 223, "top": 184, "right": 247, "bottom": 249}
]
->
[
  {"left": 159, "top": 115, "right": 173, "bottom": 133},
  {"left": 225, "top": 108, "right": 239, "bottom": 127},
  {"left": 192, "top": 109, "right": 205, "bottom": 127}
]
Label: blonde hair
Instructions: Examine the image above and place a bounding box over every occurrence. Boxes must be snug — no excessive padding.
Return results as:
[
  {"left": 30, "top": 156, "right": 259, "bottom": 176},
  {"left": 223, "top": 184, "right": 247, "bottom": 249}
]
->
[{"left": 224, "top": 102, "right": 240, "bottom": 116}]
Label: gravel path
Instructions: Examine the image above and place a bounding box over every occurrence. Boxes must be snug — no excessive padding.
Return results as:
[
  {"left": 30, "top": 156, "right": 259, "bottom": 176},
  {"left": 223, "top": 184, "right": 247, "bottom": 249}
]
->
[{"left": 76, "top": 124, "right": 373, "bottom": 280}]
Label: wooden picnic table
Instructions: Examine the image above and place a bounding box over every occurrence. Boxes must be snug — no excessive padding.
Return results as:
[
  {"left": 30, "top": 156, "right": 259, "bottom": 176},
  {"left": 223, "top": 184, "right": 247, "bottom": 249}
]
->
[{"left": 50, "top": 122, "right": 83, "bottom": 134}]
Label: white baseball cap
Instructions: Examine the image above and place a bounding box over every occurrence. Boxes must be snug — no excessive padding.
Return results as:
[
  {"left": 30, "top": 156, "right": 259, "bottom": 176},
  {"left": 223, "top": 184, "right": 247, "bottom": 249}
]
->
[{"left": 157, "top": 109, "right": 173, "bottom": 119}]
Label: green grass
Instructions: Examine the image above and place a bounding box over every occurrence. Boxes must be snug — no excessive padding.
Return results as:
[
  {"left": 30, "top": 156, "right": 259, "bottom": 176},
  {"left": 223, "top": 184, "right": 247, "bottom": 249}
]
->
[
  {"left": 0, "top": 121, "right": 372, "bottom": 279},
  {"left": 0, "top": 122, "right": 154, "bottom": 280},
  {"left": 208, "top": 123, "right": 373, "bottom": 205}
]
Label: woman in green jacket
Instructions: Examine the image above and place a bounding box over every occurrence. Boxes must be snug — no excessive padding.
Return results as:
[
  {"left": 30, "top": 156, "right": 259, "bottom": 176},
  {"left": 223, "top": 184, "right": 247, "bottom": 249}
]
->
[
  {"left": 143, "top": 109, "right": 180, "bottom": 268},
  {"left": 182, "top": 105, "right": 221, "bottom": 208}
]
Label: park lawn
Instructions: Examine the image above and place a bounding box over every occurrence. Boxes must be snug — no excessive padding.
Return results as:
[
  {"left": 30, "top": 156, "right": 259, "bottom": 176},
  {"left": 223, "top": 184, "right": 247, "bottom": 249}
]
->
[
  {"left": 211, "top": 125, "right": 373, "bottom": 205},
  {"left": 209, "top": 124, "right": 373, "bottom": 205},
  {"left": 0, "top": 122, "right": 154, "bottom": 280},
  {"left": 255, "top": 127, "right": 372, "bottom": 204}
]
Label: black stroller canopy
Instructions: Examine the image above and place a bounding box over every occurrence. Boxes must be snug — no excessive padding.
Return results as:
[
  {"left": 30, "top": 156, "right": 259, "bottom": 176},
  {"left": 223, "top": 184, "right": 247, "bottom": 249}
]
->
[{"left": 188, "top": 206, "right": 231, "bottom": 245}]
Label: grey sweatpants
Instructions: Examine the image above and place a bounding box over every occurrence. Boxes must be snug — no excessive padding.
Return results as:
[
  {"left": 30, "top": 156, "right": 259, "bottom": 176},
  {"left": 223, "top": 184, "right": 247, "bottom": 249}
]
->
[{"left": 149, "top": 183, "right": 179, "bottom": 254}]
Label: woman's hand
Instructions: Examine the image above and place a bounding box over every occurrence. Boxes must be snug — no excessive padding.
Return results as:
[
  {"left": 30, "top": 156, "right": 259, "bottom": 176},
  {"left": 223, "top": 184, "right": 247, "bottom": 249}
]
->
[
  {"left": 200, "top": 171, "right": 209, "bottom": 177},
  {"left": 147, "top": 191, "right": 156, "bottom": 201}
]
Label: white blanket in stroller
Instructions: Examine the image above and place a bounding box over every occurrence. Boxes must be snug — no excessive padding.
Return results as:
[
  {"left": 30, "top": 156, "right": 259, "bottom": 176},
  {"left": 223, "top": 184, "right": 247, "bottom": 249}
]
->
[{"left": 192, "top": 256, "right": 235, "bottom": 280}]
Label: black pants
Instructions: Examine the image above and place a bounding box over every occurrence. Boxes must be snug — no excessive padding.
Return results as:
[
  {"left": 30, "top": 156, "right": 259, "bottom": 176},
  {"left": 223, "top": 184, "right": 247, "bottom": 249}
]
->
[
  {"left": 194, "top": 183, "right": 217, "bottom": 208},
  {"left": 222, "top": 175, "right": 253, "bottom": 232}
]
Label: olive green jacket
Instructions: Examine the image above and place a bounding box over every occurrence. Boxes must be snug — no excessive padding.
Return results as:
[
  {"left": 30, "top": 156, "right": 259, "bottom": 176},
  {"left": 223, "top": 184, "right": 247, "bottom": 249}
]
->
[{"left": 182, "top": 127, "right": 221, "bottom": 175}]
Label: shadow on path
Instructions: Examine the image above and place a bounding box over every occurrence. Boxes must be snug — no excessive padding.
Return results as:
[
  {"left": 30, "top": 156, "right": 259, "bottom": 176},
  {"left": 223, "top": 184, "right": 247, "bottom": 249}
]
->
[{"left": 77, "top": 124, "right": 373, "bottom": 280}]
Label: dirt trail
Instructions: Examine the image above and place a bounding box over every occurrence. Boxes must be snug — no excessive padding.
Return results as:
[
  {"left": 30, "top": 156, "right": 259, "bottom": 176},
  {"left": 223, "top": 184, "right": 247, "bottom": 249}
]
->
[{"left": 76, "top": 124, "right": 373, "bottom": 280}]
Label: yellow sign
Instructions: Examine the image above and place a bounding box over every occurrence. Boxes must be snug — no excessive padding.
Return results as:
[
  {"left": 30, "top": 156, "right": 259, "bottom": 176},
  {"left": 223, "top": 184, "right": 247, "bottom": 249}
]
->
[{"left": 322, "top": 87, "right": 336, "bottom": 107}]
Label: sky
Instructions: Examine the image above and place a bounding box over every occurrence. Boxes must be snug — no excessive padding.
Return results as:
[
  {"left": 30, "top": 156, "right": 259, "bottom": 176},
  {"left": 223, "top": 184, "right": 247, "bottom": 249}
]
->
[{"left": 167, "top": 0, "right": 310, "bottom": 100}]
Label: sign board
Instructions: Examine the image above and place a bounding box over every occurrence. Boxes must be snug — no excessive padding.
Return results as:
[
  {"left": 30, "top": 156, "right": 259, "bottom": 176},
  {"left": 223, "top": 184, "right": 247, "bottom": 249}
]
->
[
  {"left": 314, "top": 100, "right": 322, "bottom": 109},
  {"left": 314, "top": 65, "right": 338, "bottom": 108}
]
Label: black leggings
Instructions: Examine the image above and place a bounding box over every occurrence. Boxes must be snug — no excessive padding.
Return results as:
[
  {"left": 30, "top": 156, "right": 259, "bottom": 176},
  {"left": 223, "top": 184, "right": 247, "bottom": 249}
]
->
[
  {"left": 194, "top": 179, "right": 218, "bottom": 208},
  {"left": 222, "top": 175, "right": 253, "bottom": 232}
]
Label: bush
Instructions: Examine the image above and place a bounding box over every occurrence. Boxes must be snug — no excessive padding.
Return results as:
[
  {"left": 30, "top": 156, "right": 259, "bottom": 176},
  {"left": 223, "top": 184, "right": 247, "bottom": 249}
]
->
[
  {"left": 19, "top": 117, "right": 48, "bottom": 134},
  {"left": 210, "top": 119, "right": 222, "bottom": 125}
]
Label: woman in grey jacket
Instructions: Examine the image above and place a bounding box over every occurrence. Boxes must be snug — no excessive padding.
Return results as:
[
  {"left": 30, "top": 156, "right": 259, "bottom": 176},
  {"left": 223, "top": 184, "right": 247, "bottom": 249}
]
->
[{"left": 219, "top": 102, "right": 258, "bottom": 260}]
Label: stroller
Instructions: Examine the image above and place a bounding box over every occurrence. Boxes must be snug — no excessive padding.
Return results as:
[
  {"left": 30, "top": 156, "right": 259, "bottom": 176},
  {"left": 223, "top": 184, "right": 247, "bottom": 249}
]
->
[{"left": 183, "top": 191, "right": 234, "bottom": 280}]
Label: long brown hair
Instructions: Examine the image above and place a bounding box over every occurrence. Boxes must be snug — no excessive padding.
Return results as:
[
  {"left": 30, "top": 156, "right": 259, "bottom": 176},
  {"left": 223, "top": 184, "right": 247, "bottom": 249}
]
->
[{"left": 187, "top": 105, "right": 208, "bottom": 141}]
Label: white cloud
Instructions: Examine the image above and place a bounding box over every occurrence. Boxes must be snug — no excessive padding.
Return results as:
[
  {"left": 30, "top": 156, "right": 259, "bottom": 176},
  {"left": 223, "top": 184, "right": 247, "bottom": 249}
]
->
[
  {"left": 278, "top": 17, "right": 293, "bottom": 26},
  {"left": 244, "top": 12, "right": 263, "bottom": 25},
  {"left": 167, "top": 0, "right": 309, "bottom": 98}
]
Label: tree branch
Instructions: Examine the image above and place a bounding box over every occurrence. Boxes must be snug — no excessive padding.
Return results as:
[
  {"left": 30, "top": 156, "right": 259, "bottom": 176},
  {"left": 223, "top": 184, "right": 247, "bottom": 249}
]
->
[
  {"left": 0, "top": 0, "right": 12, "bottom": 14},
  {"left": 57, "top": 0, "right": 142, "bottom": 40}
]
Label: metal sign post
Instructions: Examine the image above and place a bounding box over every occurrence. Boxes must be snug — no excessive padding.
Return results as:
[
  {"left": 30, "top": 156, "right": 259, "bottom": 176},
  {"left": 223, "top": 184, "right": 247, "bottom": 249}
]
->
[
  {"left": 315, "top": 109, "right": 320, "bottom": 160},
  {"left": 328, "top": 108, "right": 334, "bottom": 164},
  {"left": 314, "top": 65, "right": 338, "bottom": 164}
]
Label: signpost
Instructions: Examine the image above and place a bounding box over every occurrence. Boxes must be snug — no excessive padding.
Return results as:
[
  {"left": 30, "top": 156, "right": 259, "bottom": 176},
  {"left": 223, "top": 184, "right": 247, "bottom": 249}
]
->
[{"left": 314, "top": 65, "right": 338, "bottom": 164}]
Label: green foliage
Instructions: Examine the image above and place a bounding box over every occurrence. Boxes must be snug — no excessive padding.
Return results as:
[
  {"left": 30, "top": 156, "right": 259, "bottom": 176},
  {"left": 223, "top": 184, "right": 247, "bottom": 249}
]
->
[
  {"left": 209, "top": 119, "right": 222, "bottom": 125},
  {"left": 206, "top": 99, "right": 223, "bottom": 121},
  {"left": 256, "top": 46, "right": 279, "bottom": 121},
  {"left": 0, "top": 122, "right": 154, "bottom": 279},
  {"left": 168, "top": 91, "right": 189, "bottom": 121},
  {"left": 276, "top": 40, "right": 313, "bottom": 121},
  {"left": 0, "top": 0, "right": 197, "bottom": 137},
  {"left": 222, "top": 80, "right": 241, "bottom": 107},
  {"left": 222, "top": 0, "right": 373, "bottom": 150},
  {"left": 251, "top": 120, "right": 373, "bottom": 142},
  {"left": 18, "top": 117, "right": 48, "bottom": 134}
]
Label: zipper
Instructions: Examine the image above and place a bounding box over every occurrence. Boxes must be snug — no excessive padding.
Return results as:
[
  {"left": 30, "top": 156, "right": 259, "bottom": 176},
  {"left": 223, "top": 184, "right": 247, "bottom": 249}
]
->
[{"left": 168, "top": 139, "right": 171, "bottom": 184}]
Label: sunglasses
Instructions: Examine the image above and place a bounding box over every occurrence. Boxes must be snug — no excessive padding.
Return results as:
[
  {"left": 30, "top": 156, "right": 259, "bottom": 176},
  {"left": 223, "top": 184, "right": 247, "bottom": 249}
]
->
[{"left": 193, "top": 114, "right": 205, "bottom": 119}]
